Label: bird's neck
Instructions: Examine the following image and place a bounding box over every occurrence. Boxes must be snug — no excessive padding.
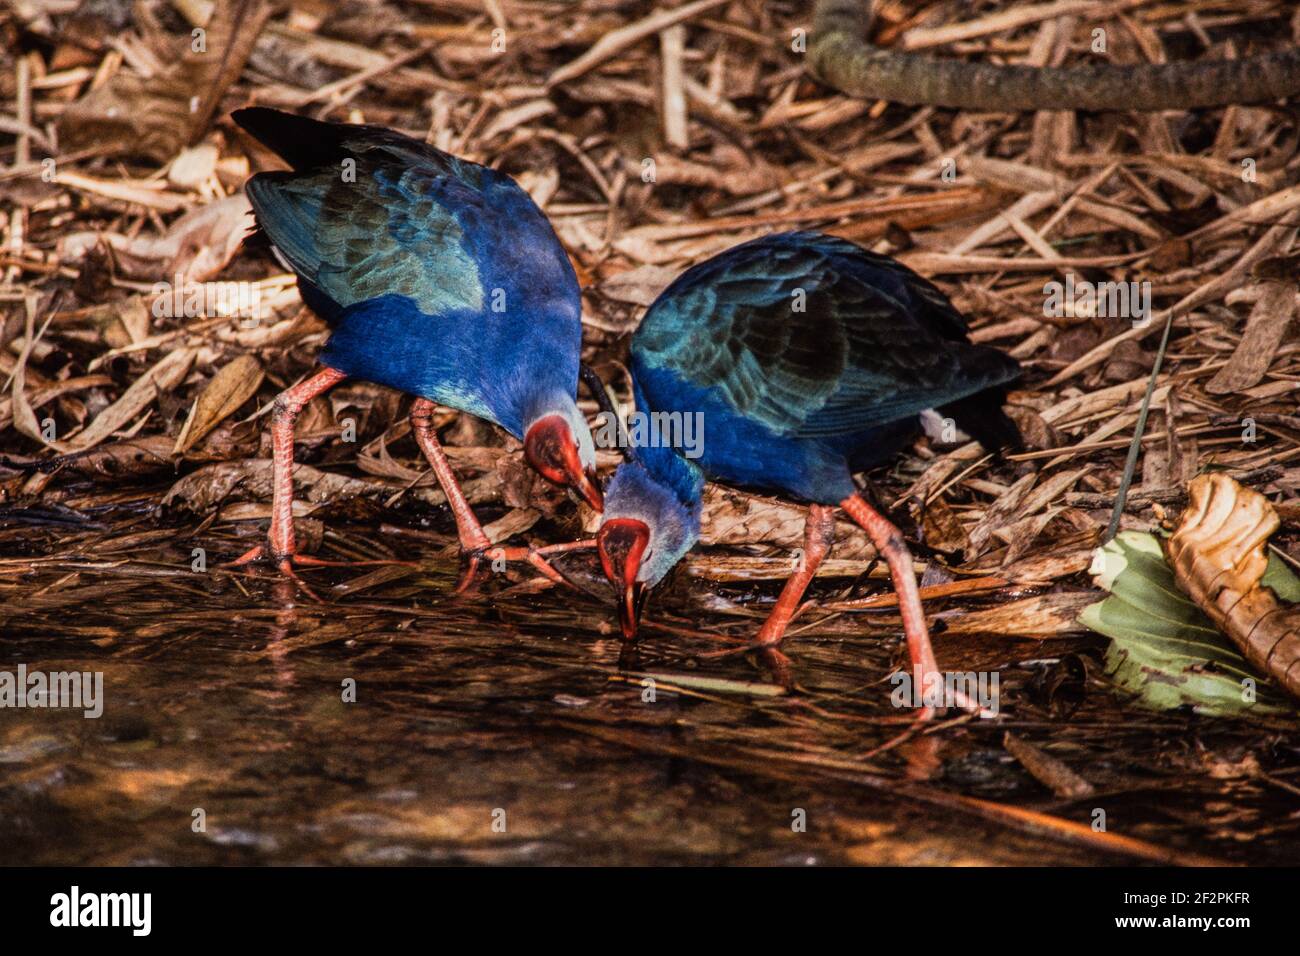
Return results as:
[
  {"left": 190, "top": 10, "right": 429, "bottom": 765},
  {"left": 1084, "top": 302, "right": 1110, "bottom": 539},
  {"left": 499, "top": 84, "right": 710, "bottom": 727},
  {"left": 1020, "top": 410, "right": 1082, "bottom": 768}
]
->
[{"left": 519, "top": 384, "right": 582, "bottom": 438}]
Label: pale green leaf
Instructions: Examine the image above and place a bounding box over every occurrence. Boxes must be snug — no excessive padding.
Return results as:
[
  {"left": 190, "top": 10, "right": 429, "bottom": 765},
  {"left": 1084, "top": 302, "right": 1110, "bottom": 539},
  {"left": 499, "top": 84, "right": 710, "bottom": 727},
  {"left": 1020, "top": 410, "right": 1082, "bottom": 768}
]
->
[{"left": 1080, "top": 532, "right": 1291, "bottom": 717}]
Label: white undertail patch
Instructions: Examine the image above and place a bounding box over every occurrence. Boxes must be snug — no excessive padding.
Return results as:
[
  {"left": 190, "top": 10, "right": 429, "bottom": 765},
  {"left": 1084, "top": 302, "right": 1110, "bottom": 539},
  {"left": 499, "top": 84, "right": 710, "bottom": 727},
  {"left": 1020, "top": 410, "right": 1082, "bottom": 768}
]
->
[{"left": 920, "top": 408, "right": 970, "bottom": 444}]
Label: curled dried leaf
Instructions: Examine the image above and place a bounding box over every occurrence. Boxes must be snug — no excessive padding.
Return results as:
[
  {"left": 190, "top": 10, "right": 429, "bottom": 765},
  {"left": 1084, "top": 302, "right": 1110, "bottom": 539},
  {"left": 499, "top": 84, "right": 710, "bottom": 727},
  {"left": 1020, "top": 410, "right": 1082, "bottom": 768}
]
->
[
  {"left": 1081, "top": 532, "right": 1288, "bottom": 717},
  {"left": 173, "top": 354, "right": 263, "bottom": 454},
  {"left": 1167, "top": 473, "right": 1300, "bottom": 699}
]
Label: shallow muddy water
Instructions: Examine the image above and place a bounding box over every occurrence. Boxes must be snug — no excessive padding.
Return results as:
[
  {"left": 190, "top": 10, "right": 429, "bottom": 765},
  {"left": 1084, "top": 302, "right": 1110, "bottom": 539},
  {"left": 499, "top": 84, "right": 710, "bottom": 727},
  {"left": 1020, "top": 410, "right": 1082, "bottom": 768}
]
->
[{"left": 2, "top": 498, "right": 1298, "bottom": 866}]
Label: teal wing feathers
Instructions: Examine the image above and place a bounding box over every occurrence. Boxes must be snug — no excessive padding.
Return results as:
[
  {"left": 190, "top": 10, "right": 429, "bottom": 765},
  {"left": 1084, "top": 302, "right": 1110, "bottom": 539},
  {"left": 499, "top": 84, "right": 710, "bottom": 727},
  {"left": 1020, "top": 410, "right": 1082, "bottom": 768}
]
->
[{"left": 634, "top": 231, "right": 1020, "bottom": 439}]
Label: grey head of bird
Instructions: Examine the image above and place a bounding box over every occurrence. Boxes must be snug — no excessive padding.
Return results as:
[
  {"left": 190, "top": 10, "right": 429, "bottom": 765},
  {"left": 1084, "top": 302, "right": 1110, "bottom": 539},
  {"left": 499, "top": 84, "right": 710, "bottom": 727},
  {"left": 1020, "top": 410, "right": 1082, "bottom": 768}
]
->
[{"left": 596, "top": 452, "right": 703, "bottom": 640}]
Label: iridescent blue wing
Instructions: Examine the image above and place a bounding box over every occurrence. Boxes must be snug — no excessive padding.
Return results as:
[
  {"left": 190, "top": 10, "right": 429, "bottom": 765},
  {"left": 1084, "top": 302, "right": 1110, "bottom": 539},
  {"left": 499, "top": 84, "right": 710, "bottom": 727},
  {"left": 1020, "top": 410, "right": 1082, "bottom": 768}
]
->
[
  {"left": 235, "top": 108, "right": 577, "bottom": 326},
  {"left": 633, "top": 231, "right": 1019, "bottom": 439}
]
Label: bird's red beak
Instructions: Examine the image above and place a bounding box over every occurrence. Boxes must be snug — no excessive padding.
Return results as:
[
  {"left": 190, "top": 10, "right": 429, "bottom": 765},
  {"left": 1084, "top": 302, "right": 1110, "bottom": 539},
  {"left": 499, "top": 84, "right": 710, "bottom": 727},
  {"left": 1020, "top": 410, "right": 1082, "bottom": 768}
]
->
[
  {"left": 597, "top": 518, "right": 649, "bottom": 641},
  {"left": 524, "top": 414, "right": 603, "bottom": 512}
]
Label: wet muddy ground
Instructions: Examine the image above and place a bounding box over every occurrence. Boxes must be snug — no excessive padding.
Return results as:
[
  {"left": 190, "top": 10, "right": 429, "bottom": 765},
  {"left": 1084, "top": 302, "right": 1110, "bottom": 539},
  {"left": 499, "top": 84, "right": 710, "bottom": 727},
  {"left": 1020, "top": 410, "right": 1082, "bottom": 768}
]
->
[{"left": 3, "top": 492, "right": 1299, "bottom": 867}]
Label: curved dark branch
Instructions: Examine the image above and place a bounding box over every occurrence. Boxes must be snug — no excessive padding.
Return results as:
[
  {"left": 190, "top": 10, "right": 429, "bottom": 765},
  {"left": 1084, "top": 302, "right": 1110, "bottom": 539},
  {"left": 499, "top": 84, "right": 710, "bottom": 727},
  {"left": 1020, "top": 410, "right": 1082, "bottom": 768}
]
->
[{"left": 809, "top": 0, "right": 1300, "bottom": 111}]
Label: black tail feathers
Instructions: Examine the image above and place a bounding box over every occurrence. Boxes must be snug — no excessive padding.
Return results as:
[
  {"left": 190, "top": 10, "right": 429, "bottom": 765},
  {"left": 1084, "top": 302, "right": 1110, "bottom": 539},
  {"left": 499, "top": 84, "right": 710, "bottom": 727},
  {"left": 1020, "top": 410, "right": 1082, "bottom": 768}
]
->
[{"left": 231, "top": 108, "right": 350, "bottom": 171}]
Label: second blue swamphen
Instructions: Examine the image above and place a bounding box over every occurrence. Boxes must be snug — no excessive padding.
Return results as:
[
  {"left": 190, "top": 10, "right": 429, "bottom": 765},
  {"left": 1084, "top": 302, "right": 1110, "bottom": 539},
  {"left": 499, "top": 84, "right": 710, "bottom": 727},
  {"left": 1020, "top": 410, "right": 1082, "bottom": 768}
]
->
[
  {"left": 597, "top": 231, "right": 1021, "bottom": 700},
  {"left": 229, "top": 107, "right": 603, "bottom": 581}
]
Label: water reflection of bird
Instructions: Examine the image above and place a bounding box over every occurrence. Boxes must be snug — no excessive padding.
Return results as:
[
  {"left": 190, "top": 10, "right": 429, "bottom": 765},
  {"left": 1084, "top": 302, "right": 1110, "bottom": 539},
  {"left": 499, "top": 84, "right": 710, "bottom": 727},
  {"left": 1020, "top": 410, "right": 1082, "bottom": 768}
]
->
[
  {"left": 596, "top": 231, "right": 1022, "bottom": 702},
  {"left": 229, "top": 108, "right": 602, "bottom": 583}
]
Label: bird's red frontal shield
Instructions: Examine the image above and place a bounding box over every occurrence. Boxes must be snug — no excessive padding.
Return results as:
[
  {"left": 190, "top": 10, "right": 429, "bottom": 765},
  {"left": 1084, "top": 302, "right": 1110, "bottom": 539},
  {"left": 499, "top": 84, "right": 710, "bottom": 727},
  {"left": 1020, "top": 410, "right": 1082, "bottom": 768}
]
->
[{"left": 524, "top": 414, "right": 603, "bottom": 512}]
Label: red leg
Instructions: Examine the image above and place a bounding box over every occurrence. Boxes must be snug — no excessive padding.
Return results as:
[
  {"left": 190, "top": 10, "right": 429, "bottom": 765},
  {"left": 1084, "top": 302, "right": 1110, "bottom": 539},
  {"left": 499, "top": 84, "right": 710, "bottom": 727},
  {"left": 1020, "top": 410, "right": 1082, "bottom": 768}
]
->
[
  {"left": 480, "top": 539, "right": 597, "bottom": 586},
  {"left": 530, "top": 539, "right": 597, "bottom": 558},
  {"left": 230, "top": 367, "right": 347, "bottom": 579},
  {"left": 842, "top": 492, "right": 955, "bottom": 718},
  {"left": 756, "top": 504, "right": 836, "bottom": 645},
  {"left": 410, "top": 399, "right": 591, "bottom": 588},
  {"left": 410, "top": 398, "right": 492, "bottom": 552}
]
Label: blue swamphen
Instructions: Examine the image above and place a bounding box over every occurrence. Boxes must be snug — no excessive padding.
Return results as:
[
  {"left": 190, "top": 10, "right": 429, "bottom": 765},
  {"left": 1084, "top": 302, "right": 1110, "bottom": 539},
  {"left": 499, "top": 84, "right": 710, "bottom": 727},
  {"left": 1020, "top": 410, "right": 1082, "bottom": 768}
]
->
[
  {"left": 229, "top": 107, "right": 602, "bottom": 581},
  {"left": 597, "top": 231, "right": 1021, "bottom": 701}
]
